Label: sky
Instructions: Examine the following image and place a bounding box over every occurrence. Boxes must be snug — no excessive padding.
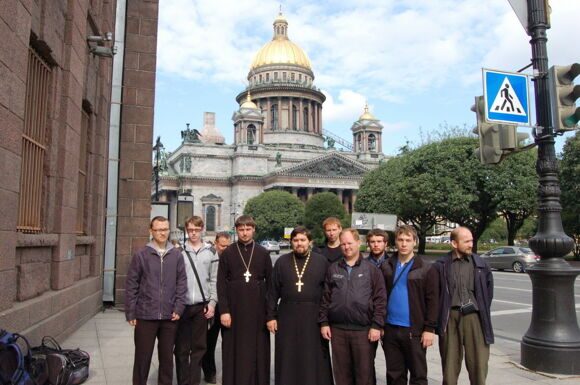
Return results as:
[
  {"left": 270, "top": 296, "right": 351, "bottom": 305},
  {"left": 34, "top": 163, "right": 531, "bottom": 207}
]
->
[{"left": 153, "top": 0, "right": 580, "bottom": 156}]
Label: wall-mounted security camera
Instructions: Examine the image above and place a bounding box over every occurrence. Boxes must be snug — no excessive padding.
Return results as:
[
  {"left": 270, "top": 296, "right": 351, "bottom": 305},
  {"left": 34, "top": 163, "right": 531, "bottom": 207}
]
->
[
  {"left": 87, "top": 32, "right": 113, "bottom": 43},
  {"left": 89, "top": 45, "right": 117, "bottom": 58}
]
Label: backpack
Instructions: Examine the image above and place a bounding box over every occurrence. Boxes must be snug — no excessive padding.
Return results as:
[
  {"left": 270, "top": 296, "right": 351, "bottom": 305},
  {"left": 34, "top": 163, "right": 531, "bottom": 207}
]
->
[
  {"left": 30, "top": 337, "right": 89, "bottom": 385},
  {"left": 0, "top": 329, "right": 45, "bottom": 385}
]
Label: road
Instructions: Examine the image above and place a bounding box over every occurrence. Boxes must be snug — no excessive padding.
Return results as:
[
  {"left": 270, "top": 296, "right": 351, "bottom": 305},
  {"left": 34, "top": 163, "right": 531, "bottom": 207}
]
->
[{"left": 491, "top": 270, "right": 580, "bottom": 343}]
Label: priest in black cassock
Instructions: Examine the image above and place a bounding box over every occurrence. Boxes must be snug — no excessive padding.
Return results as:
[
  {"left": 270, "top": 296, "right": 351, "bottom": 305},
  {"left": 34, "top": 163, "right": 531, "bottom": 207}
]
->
[
  {"left": 217, "top": 215, "right": 272, "bottom": 385},
  {"left": 266, "top": 226, "right": 334, "bottom": 385}
]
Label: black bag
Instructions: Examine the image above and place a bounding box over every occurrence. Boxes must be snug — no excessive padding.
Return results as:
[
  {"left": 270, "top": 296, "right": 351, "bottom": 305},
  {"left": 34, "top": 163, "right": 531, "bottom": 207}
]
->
[
  {"left": 30, "top": 337, "right": 89, "bottom": 385},
  {"left": 0, "top": 329, "right": 47, "bottom": 385}
]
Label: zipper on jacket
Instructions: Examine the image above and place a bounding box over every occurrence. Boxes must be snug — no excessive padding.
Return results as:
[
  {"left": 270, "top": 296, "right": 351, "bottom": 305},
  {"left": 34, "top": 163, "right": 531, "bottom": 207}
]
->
[{"left": 159, "top": 251, "right": 165, "bottom": 320}]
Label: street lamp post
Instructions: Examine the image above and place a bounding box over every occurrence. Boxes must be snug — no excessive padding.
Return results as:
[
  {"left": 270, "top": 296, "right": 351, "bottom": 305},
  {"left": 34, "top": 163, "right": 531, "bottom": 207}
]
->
[
  {"left": 152, "top": 136, "right": 164, "bottom": 202},
  {"left": 521, "top": 0, "right": 580, "bottom": 374}
]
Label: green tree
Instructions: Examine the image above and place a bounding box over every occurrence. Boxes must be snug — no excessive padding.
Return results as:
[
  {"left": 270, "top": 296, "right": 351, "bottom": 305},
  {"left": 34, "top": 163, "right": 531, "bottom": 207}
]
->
[
  {"left": 304, "top": 192, "right": 348, "bottom": 245},
  {"left": 491, "top": 149, "right": 537, "bottom": 245},
  {"left": 560, "top": 132, "right": 580, "bottom": 259},
  {"left": 428, "top": 137, "right": 501, "bottom": 253},
  {"left": 356, "top": 154, "right": 448, "bottom": 254},
  {"left": 244, "top": 190, "right": 304, "bottom": 241}
]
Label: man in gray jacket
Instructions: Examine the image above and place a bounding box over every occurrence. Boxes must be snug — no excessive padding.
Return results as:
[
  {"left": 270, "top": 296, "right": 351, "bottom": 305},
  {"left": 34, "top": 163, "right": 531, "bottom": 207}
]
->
[
  {"left": 175, "top": 216, "right": 219, "bottom": 385},
  {"left": 125, "top": 216, "right": 188, "bottom": 385}
]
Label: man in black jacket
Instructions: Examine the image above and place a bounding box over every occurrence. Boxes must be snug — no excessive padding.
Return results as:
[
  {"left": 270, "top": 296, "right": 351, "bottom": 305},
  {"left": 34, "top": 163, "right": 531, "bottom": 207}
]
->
[
  {"left": 434, "top": 227, "right": 494, "bottom": 385},
  {"left": 319, "top": 228, "right": 387, "bottom": 385},
  {"left": 381, "top": 225, "right": 439, "bottom": 385}
]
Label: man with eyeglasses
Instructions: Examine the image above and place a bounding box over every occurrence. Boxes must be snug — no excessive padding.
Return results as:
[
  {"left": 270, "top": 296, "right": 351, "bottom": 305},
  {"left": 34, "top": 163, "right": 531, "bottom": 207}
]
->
[
  {"left": 125, "top": 216, "right": 188, "bottom": 385},
  {"left": 175, "top": 216, "right": 219, "bottom": 385}
]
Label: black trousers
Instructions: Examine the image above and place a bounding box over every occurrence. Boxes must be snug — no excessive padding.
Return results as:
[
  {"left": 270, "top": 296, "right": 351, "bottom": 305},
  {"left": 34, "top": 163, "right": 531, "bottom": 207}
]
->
[
  {"left": 175, "top": 304, "right": 208, "bottom": 385},
  {"left": 133, "top": 319, "right": 178, "bottom": 385},
  {"left": 331, "top": 327, "right": 375, "bottom": 385},
  {"left": 202, "top": 305, "right": 221, "bottom": 378},
  {"left": 383, "top": 324, "right": 428, "bottom": 385}
]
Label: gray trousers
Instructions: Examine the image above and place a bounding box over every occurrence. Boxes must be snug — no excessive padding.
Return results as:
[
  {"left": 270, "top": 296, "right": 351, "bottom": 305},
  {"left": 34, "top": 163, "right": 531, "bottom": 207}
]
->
[{"left": 439, "top": 310, "right": 489, "bottom": 385}]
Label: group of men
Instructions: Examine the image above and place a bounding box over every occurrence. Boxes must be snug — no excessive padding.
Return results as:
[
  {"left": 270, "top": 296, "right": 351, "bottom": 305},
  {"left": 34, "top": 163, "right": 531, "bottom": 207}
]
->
[{"left": 125, "top": 214, "right": 494, "bottom": 385}]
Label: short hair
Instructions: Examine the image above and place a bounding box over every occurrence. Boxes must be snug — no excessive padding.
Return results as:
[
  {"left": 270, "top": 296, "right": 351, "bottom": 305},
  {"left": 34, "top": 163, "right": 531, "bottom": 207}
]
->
[
  {"left": 215, "top": 231, "right": 231, "bottom": 242},
  {"left": 395, "top": 225, "right": 418, "bottom": 242},
  {"left": 150, "top": 216, "right": 168, "bottom": 228},
  {"left": 340, "top": 228, "right": 360, "bottom": 241},
  {"left": 367, "top": 228, "right": 389, "bottom": 244},
  {"left": 290, "top": 226, "right": 312, "bottom": 241},
  {"left": 322, "top": 217, "right": 342, "bottom": 229},
  {"left": 185, "top": 216, "right": 204, "bottom": 228},
  {"left": 450, "top": 226, "right": 471, "bottom": 242},
  {"left": 235, "top": 215, "right": 256, "bottom": 228}
]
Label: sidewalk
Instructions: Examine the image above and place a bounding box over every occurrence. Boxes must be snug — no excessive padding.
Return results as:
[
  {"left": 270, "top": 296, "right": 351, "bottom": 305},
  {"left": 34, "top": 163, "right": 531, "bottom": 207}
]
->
[{"left": 65, "top": 309, "right": 580, "bottom": 385}]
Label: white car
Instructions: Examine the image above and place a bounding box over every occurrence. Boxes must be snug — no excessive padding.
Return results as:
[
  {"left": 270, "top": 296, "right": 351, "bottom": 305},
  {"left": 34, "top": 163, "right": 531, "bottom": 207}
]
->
[{"left": 260, "top": 240, "right": 280, "bottom": 253}]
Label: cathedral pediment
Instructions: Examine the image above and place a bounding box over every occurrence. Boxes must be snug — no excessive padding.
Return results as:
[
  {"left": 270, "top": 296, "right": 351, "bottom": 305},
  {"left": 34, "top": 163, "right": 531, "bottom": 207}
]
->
[{"left": 272, "top": 152, "right": 369, "bottom": 178}]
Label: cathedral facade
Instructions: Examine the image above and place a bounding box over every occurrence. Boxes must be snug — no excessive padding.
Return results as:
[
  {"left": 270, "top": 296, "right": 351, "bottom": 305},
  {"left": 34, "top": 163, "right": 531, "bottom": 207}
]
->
[{"left": 157, "top": 13, "right": 388, "bottom": 235}]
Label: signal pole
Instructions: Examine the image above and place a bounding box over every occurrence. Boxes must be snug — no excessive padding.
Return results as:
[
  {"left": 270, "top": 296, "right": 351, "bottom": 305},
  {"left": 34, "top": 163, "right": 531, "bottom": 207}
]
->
[{"left": 521, "top": 0, "right": 580, "bottom": 374}]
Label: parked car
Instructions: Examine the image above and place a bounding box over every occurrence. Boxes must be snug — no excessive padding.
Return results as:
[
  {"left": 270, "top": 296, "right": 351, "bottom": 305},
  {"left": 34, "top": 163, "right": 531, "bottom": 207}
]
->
[
  {"left": 278, "top": 240, "right": 290, "bottom": 249},
  {"left": 480, "top": 246, "right": 539, "bottom": 273},
  {"left": 260, "top": 240, "right": 280, "bottom": 253}
]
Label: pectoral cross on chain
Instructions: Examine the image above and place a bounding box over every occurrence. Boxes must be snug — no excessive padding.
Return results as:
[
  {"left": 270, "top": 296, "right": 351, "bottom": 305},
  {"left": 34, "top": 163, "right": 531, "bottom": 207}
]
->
[
  {"left": 244, "top": 270, "right": 252, "bottom": 283},
  {"left": 296, "top": 279, "right": 304, "bottom": 292}
]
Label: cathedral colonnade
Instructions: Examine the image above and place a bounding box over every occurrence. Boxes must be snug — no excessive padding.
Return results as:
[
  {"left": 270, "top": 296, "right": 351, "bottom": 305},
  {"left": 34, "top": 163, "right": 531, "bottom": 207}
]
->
[{"left": 280, "top": 187, "right": 357, "bottom": 214}]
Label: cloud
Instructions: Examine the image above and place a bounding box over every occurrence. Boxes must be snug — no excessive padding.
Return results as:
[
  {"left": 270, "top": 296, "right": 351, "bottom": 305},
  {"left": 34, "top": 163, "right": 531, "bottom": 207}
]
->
[{"left": 322, "top": 89, "right": 367, "bottom": 122}]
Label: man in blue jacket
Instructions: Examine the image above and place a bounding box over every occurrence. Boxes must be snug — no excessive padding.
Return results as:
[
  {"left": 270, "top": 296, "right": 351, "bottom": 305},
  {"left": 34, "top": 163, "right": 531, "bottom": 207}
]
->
[
  {"left": 434, "top": 227, "right": 494, "bottom": 385},
  {"left": 125, "top": 216, "right": 188, "bottom": 385}
]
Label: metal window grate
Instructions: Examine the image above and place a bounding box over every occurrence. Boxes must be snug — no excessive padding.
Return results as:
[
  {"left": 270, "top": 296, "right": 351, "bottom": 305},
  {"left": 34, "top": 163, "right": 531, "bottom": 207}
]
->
[
  {"left": 17, "top": 48, "right": 51, "bottom": 233},
  {"left": 76, "top": 110, "right": 89, "bottom": 234}
]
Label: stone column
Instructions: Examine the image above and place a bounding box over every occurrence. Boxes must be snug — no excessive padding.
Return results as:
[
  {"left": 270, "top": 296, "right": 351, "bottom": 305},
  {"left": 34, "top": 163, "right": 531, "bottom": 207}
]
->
[
  {"left": 278, "top": 97, "right": 282, "bottom": 130},
  {"left": 267, "top": 98, "right": 271, "bottom": 130},
  {"left": 319, "top": 104, "right": 323, "bottom": 133},
  {"left": 313, "top": 102, "right": 318, "bottom": 133},
  {"left": 352, "top": 191, "right": 357, "bottom": 212},
  {"left": 291, "top": 187, "right": 298, "bottom": 196},
  {"left": 306, "top": 187, "right": 313, "bottom": 201},
  {"left": 337, "top": 189, "right": 344, "bottom": 203},
  {"left": 289, "top": 96, "right": 293, "bottom": 130},
  {"left": 299, "top": 98, "right": 303, "bottom": 131}
]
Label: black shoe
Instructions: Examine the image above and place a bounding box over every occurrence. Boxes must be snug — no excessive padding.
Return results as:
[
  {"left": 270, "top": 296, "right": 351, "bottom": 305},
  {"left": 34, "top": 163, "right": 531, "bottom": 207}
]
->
[{"left": 204, "top": 374, "right": 217, "bottom": 384}]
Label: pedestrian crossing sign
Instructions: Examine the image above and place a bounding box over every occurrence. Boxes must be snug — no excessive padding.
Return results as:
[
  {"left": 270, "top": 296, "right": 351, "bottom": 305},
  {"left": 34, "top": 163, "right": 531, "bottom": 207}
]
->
[{"left": 483, "top": 68, "right": 531, "bottom": 125}]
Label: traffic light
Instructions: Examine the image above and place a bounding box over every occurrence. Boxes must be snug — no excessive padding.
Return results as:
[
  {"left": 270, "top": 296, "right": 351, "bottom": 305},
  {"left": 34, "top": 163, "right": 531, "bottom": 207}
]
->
[
  {"left": 471, "top": 96, "right": 529, "bottom": 164},
  {"left": 548, "top": 63, "right": 580, "bottom": 131},
  {"left": 472, "top": 96, "right": 502, "bottom": 164}
]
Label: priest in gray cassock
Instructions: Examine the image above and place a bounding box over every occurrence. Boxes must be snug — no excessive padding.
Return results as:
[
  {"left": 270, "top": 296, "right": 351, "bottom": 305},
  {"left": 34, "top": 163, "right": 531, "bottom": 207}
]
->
[{"left": 267, "top": 226, "right": 334, "bottom": 385}]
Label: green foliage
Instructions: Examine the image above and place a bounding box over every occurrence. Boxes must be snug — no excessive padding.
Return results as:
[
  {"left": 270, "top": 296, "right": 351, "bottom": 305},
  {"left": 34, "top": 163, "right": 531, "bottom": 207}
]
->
[
  {"left": 517, "top": 217, "right": 537, "bottom": 239},
  {"left": 479, "top": 218, "right": 507, "bottom": 243},
  {"left": 243, "top": 190, "right": 304, "bottom": 241},
  {"left": 560, "top": 132, "right": 580, "bottom": 259},
  {"left": 490, "top": 149, "right": 537, "bottom": 245},
  {"left": 304, "top": 192, "right": 347, "bottom": 245}
]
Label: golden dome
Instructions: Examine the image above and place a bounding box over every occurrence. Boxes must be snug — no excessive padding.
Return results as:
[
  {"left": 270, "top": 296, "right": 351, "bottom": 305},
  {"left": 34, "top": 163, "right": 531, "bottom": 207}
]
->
[
  {"left": 250, "top": 13, "right": 312, "bottom": 70},
  {"left": 240, "top": 92, "right": 258, "bottom": 109},
  {"left": 359, "top": 103, "right": 378, "bottom": 120}
]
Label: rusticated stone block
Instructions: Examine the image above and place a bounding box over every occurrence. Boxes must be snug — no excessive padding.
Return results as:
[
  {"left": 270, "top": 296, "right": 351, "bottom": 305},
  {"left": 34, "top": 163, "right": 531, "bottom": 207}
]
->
[
  {"left": 0, "top": 269, "right": 16, "bottom": 311},
  {"left": 51, "top": 259, "right": 76, "bottom": 290},
  {"left": 0, "top": 230, "right": 16, "bottom": 270},
  {"left": 0, "top": 304, "right": 30, "bottom": 333},
  {"left": 28, "top": 295, "right": 52, "bottom": 325},
  {"left": 17, "top": 262, "right": 50, "bottom": 301},
  {"left": 18, "top": 245, "right": 52, "bottom": 264},
  {"left": 80, "top": 254, "right": 90, "bottom": 278}
]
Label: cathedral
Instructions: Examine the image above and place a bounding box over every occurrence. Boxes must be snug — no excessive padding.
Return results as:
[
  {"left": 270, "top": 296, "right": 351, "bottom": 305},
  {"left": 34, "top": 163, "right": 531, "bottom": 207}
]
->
[{"left": 157, "top": 12, "right": 388, "bottom": 235}]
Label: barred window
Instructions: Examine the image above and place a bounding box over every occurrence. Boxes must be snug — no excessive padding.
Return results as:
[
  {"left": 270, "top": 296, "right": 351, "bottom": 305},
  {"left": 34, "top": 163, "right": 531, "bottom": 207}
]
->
[
  {"left": 76, "top": 109, "right": 90, "bottom": 233},
  {"left": 17, "top": 48, "right": 52, "bottom": 233}
]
